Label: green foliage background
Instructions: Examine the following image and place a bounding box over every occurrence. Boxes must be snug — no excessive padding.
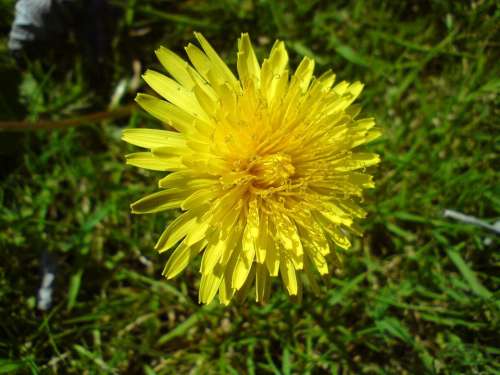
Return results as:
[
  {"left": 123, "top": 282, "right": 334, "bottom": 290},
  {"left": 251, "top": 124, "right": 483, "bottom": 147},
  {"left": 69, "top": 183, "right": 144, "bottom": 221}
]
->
[{"left": 0, "top": 0, "right": 499, "bottom": 373}]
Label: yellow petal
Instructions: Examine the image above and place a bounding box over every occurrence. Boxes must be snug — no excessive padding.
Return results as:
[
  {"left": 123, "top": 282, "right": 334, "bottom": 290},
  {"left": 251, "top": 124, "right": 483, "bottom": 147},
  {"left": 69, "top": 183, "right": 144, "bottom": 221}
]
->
[
  {"left": 182, "top": 154, "right": 229, "bottom": 175},
  {"left": 304, "top": 247, "right": 329, "bottom": 275},
  {"left": 351, "top": 129, "right": 382, "bottom": 148},
  {"left": 208, "top": 187, "right": 245, "bottom": 228},
  {"left": 193, "top": 84, "right": 217, "bottom": 117},
  {"left": 280, "top": 255, "right": 298, "bottom": 295},
  {"left": 125, "top": 152, "right": 182, "bottom": 171},
  {"left": 217, "top": 82, "right": 238, "bottom": 115},
  {"left": 200, "top": 239, "right": 225, "bottom": 274},
  {"left": 194, "top": 32, "right": 240, "bottom": 91},
  {"left": 333, "top": 80, "right": 349, "bottom": 95},
  {"left": 184, "top": 218, "right": 210, "bottom": 247},
  {"left": 122, "top": 128, "right": 185, "bottom": 149},
  {"left": 199, "top": 268, "right": 223, "bottom": 304},
  {"left": 317, "top": 202, "right": 353, "bottom": 227},
  {"left": 255, "top": 263, "right": 270, "bottom": 302},
  {"left": 135, "top": 93, "right": 194, "bottom": 133},
  {"left": 270, "top": 69, "right": 289, "bottom": 110},
  {"left": 155, "top": 208, "right": 204, "bottom": 252},
  {"left": 324, "top": 97, "right": 351, "bottom": 115},
  {"left": 232, "top": 248, "right": 255, "bottom": 290},
  {"left": 255, "top": 213, "right": 269, "bottom": 263},
  {"left": 322, "top": 222, "right": 351, "bottom": 250},
  {"left": 181, "top": 188, "right": 218, "bottom": 210},
  {"left": 264, "top": 218, "right": 280, "bottom": 276},
  {"left": 219, "top": 217, "right": 244, "bottom": 266},
  {"left": 234, "top": 264, "right": 255, "bottom": 303},
  {"left": 346, "top": 81, "right": 364, "bottom": 103},
  {"left": 275, "top": 214, "right": 303, "bottom": 270},
  {"left": 316, "top": 70, "right": 336, "bottom": 92},
  {"left": 158, "top": 170, "right": 215, "bottom": 189},
  {"left": 338, "top": 200, "right": 367, "bottom": 218},
  {"left": 186, "top": 139, "right": 211, "bottom": 153},
  {"left": 332, "top": 153, "right": 381, "bottom": 172},
  {"left": 130, "top": 188, "right": 188, "bottom": 213},
  {"left": 218, "top": 276, "right": 234, "bottom": 305},
  {"left": 185, "top": 43, "right": 211, "bottom": 80},
  {"left": 260, "top": 40, "right": 288, "bottom": 105},
  {"left": 155, "top": 46, "right": 196, "bottom": 89},
  {"left": 232, "top": 198, "right": 259, "bottom": 289},
  {"left": 237, "top": 33, "right": 260, "bottom": 87},
  {"left": 354, "top": 118, "right": 376, "bottom": 131},
  {"left": 345, "top": 173, "right": 375, "bottom": 189},
  {"left": 152, "top": 145, "right": 189, "bottom": 158},
  {"left": 242, "top": 198, "right": 259, "bottom": 255},
  {"left": 279, "top": 58, "right": 314, "bottom": 121},
  {"left": 292, "top": 57, "right": 315, "bottom": 93},
  {"left": 143, "top": 70, "right": 209, "bottom": 121},
  {"left": 296, "top": 218, "right": 330, "bottom": 256},
  {"left": 218, "top": 251, "right": 239, "bottom": 305},
  {"left": 162, "top": 239, "right": 206, "bottom": 279}
]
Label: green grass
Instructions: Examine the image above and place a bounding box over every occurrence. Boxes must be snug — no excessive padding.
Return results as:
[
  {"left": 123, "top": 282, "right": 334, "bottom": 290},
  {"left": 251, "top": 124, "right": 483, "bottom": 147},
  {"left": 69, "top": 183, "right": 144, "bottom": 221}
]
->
[{"left": 1, "top": 0, "right": 499, "bottom": 373}]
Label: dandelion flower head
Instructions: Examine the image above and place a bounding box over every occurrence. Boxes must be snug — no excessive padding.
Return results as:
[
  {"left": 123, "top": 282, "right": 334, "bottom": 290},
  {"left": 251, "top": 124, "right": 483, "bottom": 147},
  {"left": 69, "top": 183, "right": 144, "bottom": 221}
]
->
[{"left": 122, "top": 33, "right": 381, "bottom": 305}]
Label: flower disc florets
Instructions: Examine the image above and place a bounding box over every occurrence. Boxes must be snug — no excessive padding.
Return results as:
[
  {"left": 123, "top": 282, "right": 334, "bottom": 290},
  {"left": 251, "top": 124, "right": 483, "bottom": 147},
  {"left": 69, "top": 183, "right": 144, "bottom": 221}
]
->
[{"left": 122, "top": 33, "right": 381, "bottom": 304}]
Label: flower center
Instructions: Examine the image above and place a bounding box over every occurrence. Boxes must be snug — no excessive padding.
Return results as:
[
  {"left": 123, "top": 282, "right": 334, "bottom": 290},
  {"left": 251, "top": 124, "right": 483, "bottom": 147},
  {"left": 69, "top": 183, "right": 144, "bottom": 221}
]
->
[{"left": 250, "top": 153, "right": 295, "bottom": 188}]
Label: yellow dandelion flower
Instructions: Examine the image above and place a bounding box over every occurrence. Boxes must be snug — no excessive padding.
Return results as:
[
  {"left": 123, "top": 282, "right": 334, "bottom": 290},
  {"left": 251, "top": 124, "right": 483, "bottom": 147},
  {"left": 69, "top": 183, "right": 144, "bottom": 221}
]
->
[{"left": 122, "top": 33, "right": 381, "bottom": 305}]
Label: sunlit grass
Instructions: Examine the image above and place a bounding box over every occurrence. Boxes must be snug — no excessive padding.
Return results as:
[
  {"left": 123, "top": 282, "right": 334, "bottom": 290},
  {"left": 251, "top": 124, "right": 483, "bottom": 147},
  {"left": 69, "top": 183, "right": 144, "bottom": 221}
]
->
[{"left": 0, "top": 0, "right": 498, "bottom": 373}]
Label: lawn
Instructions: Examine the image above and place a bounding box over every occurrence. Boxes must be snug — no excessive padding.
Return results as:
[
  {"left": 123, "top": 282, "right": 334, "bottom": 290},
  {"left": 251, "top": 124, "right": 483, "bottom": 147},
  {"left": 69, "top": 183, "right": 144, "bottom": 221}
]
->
[{"left": 0, "top": 0, "right": 499, "bottom": 373}]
